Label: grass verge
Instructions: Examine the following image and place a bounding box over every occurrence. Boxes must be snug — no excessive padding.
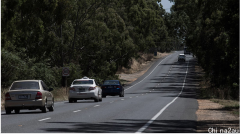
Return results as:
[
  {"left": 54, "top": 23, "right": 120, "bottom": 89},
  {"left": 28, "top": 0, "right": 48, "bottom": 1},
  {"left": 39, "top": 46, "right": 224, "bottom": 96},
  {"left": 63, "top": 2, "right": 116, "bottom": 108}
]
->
[
  {"left": 196, "top": 65, "right": 239, "bottom": 117},
  {"left": 210, "top": 99, "right": 239, "bottom": 117}
]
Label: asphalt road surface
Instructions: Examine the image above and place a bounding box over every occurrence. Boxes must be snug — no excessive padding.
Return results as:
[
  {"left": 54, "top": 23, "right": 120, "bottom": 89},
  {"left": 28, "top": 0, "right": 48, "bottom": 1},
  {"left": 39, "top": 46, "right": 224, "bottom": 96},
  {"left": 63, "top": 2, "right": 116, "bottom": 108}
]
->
[{"left": 1, "top": 51, "right": 199, "bottom": 133}]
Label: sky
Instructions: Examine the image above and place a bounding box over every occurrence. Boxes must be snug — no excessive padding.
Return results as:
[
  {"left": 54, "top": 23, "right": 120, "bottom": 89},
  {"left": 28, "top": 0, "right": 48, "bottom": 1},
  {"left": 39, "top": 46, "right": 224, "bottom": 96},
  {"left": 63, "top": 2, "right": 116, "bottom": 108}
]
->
[{"left": 159, "top": 0, "right": 174, "bottom": 13}]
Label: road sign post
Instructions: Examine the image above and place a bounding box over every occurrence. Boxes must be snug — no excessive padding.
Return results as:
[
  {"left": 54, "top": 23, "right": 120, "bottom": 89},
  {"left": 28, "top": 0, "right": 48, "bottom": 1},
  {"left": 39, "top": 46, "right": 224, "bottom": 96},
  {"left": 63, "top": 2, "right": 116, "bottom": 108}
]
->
[{"left": 62, "top": 67, "right": 70, "bottom": 95}]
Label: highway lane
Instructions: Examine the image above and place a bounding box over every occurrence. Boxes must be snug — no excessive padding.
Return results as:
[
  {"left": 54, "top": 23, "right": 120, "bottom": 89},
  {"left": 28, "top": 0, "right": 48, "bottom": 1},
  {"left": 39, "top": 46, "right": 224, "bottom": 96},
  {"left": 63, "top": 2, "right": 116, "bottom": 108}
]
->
[{"left": 1, "top": 51, "right": 198, "bottom": 133}]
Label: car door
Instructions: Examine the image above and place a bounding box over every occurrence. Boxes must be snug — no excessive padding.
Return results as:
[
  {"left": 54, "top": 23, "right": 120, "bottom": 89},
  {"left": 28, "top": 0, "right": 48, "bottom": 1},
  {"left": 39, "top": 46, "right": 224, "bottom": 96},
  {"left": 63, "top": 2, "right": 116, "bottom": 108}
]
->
[{"left": 41, "top": 81, "right": 52, "bottom": 106}]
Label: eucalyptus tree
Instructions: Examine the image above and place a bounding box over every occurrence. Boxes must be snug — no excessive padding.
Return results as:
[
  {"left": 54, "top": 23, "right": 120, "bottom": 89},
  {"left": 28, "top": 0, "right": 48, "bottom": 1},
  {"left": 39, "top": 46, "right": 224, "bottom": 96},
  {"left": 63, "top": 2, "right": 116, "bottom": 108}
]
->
[{"left": 172, "top": 0, "right": 239, "bottom": 98}]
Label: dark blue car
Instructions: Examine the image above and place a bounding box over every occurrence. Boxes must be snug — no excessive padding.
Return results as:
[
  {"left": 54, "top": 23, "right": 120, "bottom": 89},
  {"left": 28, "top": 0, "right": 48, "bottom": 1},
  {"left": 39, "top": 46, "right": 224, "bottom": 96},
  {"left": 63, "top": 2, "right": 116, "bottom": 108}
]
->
[{"left": 101, "top": 80, "right": 124, "bottom": 98}]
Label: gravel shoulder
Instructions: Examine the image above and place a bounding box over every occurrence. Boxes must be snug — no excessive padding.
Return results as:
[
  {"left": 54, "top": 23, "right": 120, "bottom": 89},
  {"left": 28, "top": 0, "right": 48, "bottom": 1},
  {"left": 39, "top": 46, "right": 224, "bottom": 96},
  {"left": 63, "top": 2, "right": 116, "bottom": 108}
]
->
[{"left": 197, "top": 99, "right": 239, "bottom": 133}]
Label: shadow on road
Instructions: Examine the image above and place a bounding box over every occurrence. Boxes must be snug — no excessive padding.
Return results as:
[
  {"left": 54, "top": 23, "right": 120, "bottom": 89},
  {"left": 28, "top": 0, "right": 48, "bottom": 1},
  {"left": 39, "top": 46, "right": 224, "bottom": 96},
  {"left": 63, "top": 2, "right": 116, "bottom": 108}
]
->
[{"left": 42, "top": 119, "right": 197, "bottom": 133}]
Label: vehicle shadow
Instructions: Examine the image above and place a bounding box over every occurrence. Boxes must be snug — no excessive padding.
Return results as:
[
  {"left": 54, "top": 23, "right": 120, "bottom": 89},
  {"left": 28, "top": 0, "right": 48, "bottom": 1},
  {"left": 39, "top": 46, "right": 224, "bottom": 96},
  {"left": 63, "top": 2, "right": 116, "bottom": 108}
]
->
[
  {"left": 1, "top": 110, "right": 44, "bottom": 115},
  {"left": 64, "top": 100, "right": 96, "bottom": 104},
  {"left": 42, "top": 119, "right": 197, "bottom": 133}
]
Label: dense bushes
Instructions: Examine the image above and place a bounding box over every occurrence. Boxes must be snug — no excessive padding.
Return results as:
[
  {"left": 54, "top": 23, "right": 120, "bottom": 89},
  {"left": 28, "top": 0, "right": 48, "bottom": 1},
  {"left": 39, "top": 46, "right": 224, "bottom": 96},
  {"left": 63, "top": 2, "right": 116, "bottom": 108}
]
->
[
  {"left": 171, "top": 0, "right": 239, "bottom": 99},
  {"left": 1, "top": 0, "right": 176, "bottom": 87}
]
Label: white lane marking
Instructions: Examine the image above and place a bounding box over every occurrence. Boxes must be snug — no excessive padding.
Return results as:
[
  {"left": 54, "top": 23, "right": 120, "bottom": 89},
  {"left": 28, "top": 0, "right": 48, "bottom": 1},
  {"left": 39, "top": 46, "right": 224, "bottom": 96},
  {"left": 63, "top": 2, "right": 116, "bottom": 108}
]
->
[
  {"left": 110, "top": 101, "right": 114, "bottom": 103},
  {"left": 136, "top": 96, "right": 138, "bottom": 97},
  {"left": 125, "top": 53, "right": 174, "bottom": 91},
  {"left": 121, "top": 99, "right": 124, "bottom": 100},
  {"left": 55, "top": 101, "right": 67, "bottom": 104},
  {"left": 94, "top": 105, "right": 100, "bottom": 107},
  {"left": 73, "top": 110, "right": 81, "bottom": 113},
  {"left": 136, "top": 61, "right": 189, "bottom": 133},
  {"left": 38, "top": 117, "right": 51, "bottom": 122}
]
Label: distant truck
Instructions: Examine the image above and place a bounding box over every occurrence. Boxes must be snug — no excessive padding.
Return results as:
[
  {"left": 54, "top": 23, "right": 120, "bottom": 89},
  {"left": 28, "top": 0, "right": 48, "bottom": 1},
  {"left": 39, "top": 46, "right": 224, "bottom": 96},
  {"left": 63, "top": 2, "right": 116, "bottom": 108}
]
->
[{"left": 184, "top": 47, "right": 190, "bottom": 55}]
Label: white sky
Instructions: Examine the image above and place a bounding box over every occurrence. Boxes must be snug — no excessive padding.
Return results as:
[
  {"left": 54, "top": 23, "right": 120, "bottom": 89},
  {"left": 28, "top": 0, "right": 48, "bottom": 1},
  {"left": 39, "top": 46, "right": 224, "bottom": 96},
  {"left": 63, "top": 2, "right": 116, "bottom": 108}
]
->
[{"left": 160, "top": 0, "right": 174, "bottom": 13}]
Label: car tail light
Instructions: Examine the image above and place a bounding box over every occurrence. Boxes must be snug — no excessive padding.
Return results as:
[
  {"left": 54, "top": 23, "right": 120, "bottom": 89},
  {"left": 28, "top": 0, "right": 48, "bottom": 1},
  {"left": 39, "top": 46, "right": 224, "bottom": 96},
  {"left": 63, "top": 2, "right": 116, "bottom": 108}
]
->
[
  {"left": 35, "top": 92, "right": 42, "bottom": 99},
  {"left": 69, "top": 87, "right": 75, "bottom": 91},
  {"left": 89, "top": 87, "right": 96, "bottom": 91},
  {"left": 5, "top": 93, "right": 11, "bottom": 100},
  {"left": 114, "top": 86, "right": 121, "bottom": 89}
]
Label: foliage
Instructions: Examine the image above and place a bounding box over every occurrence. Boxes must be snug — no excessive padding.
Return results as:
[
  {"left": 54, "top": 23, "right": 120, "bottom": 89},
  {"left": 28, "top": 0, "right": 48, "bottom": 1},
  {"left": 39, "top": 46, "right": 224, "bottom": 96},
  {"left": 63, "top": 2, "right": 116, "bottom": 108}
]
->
[
  {"left": 171, "top": 0, "right": 239, "bottom": 99},
  {"left": 1, "top": 0, "right": 176, "bottom": 87}
]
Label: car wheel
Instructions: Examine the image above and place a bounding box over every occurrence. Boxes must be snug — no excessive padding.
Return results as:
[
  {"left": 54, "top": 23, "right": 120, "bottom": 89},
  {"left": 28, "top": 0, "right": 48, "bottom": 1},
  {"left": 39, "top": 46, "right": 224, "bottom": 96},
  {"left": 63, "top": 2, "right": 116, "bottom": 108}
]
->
[
  {"left": 74, "top": 99, "right": 77, "bottom": 103},
  {"left": 94, "top": 97, "right": 99, "bottom": 102},
  {"left": 102, "top": 95, "right": 106, "bottom": 98},
  {"left": 15, "top": 109, "right": 20, "bottom": 114},
  {"left": 48, "top": 99, "right": 54, "bottom": 112},
  {"left": 69, "top": 98, "right": 73, "bottom": 103},
  {"left": 6, "top": 108, "right": 11, "bottom": 114},
  {"left": 119, "top": 91, "right": 124, "bottom": 97},
  {"left": 41, "top": 101, "right": 47, "bottom": 113},
  {"left": 99, "top": 92, "right": 102, "bottom": 102}
]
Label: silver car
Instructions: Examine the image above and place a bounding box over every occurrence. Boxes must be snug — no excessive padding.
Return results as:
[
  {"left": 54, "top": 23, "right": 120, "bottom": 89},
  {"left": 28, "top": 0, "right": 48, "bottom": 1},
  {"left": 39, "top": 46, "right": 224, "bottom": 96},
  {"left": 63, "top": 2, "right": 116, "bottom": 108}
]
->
[
  {"left": 4, "top": 80, "right": 54, "bottom": 114},
  {"left": 178, "top": 54, "right": 186, "bottom": 62},
  {"left": 68, "top": 76, "right": 102, "bottom": 103}
]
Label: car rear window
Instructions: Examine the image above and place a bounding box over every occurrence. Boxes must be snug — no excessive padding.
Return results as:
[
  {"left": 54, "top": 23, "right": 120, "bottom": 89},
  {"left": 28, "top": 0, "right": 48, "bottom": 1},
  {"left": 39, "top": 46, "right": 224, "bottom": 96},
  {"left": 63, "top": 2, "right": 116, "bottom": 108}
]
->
[
  {"left": 10, "top": 81, "right": 40, "bottom": 90},
  {"left": 103, "top": 81, "right": 119, "bottom": 85},
  {"left": 73, "top": 80, "right": 93, "bottom": 85},
  {"left": 179, "top": 55, "right": 185, "bottom": 58}
]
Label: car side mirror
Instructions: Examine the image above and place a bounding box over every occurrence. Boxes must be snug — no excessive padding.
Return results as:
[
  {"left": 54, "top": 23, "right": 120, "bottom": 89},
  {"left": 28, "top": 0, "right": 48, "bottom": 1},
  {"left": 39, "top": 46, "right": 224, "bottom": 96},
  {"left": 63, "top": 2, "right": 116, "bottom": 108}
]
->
[{"left": 49, "top": 88, "right": 54, "bottom": 91}]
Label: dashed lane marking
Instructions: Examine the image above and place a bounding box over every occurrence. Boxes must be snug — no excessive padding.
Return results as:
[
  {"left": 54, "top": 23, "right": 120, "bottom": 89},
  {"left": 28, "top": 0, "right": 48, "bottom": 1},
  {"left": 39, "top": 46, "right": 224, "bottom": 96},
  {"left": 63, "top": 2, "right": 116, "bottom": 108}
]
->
[
  {"left": 38, "top": 117, "right": 51, "bottom": 122},
  {"left": 73, "top": 110, "right": 81, "bottom": 113},
  {"left": 124, "top": 53, "right": 174, "bottom": 91},
  {"left": 135, "top": 61, "right": 190, "bottom": 133}
]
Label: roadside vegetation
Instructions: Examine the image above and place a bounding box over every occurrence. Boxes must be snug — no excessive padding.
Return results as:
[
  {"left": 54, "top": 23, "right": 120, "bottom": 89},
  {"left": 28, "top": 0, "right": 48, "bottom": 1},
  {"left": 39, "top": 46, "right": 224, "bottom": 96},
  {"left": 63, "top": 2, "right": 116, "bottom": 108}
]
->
[
  {"left": 171, "top": 0, "right": 239, "bottom": 100},
  {"left": 1, "top": 0, "right": 180, "bottom": 89},
  {"left": 196, "top": 65, "right": 239, "bottom": 117},
  {"left": 1, "top": 0, "right": 238, "bottom": 110}
]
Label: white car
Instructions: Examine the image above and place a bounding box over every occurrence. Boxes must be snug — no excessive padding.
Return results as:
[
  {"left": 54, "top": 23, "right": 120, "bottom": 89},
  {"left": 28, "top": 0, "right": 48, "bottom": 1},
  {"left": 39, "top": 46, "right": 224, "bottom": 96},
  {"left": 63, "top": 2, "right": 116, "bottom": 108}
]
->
[
  {"left": 178, "top": 54, "right": 186, "bottom": 62},
  {"left": 68, "top": 77, "right": 102, "bottom": 103}
]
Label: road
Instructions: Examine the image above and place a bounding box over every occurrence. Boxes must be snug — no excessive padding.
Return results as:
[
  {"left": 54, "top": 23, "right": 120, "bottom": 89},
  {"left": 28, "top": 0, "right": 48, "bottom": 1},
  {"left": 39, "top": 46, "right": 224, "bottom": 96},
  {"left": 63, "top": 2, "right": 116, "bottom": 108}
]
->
[{"left": 1, "top": 51, "right": 199, "bottom": 133}]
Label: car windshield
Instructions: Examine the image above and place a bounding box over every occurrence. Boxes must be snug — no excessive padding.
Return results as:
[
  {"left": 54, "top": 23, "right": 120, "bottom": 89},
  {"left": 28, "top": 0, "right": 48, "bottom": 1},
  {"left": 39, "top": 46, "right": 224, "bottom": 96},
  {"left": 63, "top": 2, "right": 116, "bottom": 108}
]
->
[
  {"left": 73, "top": 80, "right": 93, "bottom": 85},
  {"left": 10, "top": 81, "right": 40, "bottom": 90},
  {"left": 103, "top": 81, "right": 119, "bottom": 85}
]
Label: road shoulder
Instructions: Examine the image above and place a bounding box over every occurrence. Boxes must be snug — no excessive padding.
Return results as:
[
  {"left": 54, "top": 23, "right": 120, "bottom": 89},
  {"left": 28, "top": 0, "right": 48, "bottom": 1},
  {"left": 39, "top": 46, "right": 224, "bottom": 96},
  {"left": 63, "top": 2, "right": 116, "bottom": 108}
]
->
[{"left": 195, "top": 65, "right": 239, "bottom": 133}]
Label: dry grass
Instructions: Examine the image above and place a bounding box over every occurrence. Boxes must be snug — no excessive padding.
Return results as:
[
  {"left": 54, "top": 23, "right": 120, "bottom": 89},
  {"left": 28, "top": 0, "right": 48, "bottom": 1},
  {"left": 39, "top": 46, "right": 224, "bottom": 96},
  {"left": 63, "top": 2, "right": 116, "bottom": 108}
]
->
[
  {"left": 195, "top": 65, "right": 239, "bottom": 117},
  {"left": 117, "top": 52, "right": 164, "bottom": 74},
  {"left": 1, "top": 88, "right": 8, "bottom": 109},
  {"left": 211, "top": 99, "right": 239, "bottom": 117},
  {"left": 51, "top": 87, "right": 69, "bottom": 102}
]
